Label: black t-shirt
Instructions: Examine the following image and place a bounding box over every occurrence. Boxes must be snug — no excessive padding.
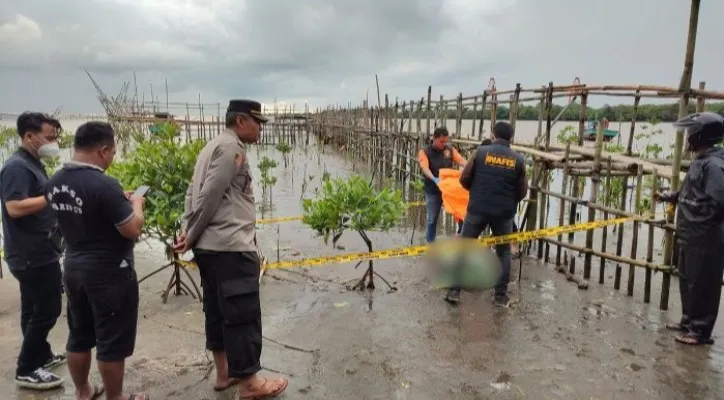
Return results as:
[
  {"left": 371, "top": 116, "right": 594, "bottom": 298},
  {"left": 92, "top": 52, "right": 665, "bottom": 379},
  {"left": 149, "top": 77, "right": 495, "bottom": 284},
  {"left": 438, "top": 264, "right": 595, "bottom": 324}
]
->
[
  {"left": 0, "top": 148, "right": 59, "bottom": 270},
  {"left": 46, "top": 162, "right": 136, "bottom": 270}
]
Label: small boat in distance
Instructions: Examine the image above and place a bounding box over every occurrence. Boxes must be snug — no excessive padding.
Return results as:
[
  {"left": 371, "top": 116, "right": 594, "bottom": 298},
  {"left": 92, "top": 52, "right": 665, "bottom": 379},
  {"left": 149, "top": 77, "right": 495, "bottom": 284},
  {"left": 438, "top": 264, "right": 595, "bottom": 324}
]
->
[
  {"left": 582, "top": 119, "right": 619, "bottom": 142},
  {"left": 148, "top": 112, "right": 174, "bottom": 135}
]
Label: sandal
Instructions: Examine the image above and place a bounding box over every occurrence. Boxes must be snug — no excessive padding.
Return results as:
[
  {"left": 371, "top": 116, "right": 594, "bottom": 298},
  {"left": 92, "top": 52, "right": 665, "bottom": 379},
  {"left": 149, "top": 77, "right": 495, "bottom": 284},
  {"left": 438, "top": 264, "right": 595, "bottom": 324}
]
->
[
  {"left": 127, "top": 394, "right": 150, "bottom": 400},
  {"left": 675, "top": 332, "right": 714, "bottom": 346},
  {"left": 240, "top": 377, "right": 289, "bottom": 400},
  {"left": 214, "top": 378, "right": 240, "bottom": 392},
  {"left": 665, "top": 322, "right": 689, "bottom": 332}
]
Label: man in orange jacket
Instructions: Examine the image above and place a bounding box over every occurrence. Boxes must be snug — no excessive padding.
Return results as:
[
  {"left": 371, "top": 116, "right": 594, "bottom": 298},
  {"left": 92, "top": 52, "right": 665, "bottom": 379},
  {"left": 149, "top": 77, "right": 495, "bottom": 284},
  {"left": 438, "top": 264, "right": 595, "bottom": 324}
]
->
[{"left": 417, "top": 127, "right": 466, "bottom": 243}]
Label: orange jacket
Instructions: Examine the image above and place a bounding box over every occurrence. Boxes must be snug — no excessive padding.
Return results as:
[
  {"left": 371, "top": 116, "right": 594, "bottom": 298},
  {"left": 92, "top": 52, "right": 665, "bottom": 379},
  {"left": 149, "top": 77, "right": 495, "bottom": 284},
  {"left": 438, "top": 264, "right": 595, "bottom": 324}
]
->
[{"left": 437, "top": 168, "right": 469, "bottom": 222}]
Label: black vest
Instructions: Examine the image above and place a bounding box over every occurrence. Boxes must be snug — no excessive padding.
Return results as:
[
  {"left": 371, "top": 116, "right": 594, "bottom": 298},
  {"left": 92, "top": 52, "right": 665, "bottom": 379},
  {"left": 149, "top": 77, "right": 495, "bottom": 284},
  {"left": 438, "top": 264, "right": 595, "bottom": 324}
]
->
[
  {"left": 467, "top": 140, "right": 525, "bottom": 219},
  {"left": 423, "top": 144, "right": 454, "bottom": 194}
]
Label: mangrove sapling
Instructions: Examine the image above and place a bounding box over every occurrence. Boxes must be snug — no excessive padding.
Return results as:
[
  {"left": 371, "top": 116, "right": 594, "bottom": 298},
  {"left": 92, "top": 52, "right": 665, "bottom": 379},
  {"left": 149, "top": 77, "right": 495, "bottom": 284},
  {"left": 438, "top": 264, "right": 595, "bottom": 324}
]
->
[
  {"left": 302, "top": 175, "right": 407, "bottom": 291},
  {"left": 107, "top": 122, "right": 205, "bottom": 303},
  {"left": 257, "top": 156, "right": 278, "bottom": 213},
  {"left": 275, "top": 141, "right": 292, "bottom": 168}
]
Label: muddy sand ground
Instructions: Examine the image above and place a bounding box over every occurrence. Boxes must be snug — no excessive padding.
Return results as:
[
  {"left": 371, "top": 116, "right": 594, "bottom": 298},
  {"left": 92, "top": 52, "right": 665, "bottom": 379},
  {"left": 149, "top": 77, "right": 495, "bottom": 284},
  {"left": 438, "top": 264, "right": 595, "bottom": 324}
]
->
[
  {"left": 0, "top": 146, "right": 722, "bottom": 400},
  {"left": 2, "top": 237, "right": 723, "bottom": 400}
]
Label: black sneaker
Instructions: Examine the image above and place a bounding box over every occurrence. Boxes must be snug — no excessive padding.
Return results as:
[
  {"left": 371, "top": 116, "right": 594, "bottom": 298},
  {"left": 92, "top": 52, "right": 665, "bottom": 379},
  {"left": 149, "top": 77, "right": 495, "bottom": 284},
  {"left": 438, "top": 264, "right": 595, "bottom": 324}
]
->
[
  {"left": 494, "top": 293, "right": 510, "bottom": 308},
  {"left": 43, "top": 353, "right": 67, "bottom": 370},
  {"left": 15, "top": 368, "right": 64, "bottom": 390},
  {"left": 444, "top": 288, "right": 461, "bottom": 305}
]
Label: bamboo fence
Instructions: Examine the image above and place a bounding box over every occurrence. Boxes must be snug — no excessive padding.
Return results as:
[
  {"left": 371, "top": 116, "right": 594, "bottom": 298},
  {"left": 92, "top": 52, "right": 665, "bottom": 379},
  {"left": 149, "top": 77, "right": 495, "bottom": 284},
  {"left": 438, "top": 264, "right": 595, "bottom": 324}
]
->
[{"left": 308, "top": 79, "right": 724, "bottom": 311}]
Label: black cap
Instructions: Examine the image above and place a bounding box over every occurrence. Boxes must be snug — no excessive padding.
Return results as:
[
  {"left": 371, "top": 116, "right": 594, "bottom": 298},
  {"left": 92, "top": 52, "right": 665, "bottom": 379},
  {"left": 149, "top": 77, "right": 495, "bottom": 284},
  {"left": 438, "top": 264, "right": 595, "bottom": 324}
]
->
[{"left": 227, "top": 99, "right": 268, "bottom": 123}]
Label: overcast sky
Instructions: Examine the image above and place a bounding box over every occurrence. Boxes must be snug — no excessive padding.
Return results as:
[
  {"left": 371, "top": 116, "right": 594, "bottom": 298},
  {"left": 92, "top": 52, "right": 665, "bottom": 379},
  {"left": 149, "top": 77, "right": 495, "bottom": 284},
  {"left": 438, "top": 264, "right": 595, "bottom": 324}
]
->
[{"left": 1, "top": 0, "right": 723, "bottom": 114}]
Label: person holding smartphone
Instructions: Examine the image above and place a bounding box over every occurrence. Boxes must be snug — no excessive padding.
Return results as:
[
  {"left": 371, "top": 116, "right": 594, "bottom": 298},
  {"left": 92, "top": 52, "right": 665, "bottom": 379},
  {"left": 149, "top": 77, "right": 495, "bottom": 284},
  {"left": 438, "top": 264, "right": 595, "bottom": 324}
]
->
[{"left": 46, "top": 122, "right": 148, "bottom": 399}]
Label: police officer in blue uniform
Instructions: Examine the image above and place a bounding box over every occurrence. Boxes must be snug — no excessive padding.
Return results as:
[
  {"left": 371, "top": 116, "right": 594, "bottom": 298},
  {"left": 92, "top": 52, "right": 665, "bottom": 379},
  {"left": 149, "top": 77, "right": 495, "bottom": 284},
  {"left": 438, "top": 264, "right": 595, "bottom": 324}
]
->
[
  {"left": 449, "top": 121, "right": 527, "bottom": 306},
  {"left": 656, "top": 111, "right": 724, "bottom": 346}
]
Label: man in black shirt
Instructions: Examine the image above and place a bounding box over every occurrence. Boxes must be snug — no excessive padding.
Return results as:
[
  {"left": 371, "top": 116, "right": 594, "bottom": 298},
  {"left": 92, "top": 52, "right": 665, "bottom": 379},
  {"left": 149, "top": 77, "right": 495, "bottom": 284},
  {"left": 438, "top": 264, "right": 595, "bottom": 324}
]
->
[
  {"left": 47, "top": 122, "right": 148, "bottom": 399},
  {"left": 0, "top": 112, "right": 65, "bottom": 390}
]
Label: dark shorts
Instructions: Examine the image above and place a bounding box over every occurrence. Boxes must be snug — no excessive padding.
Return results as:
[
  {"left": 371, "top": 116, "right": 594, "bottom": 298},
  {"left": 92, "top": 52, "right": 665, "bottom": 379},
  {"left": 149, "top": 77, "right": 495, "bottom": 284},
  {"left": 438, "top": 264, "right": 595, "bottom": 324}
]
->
[
  {"left": 194, "top": 249, "right": 262, "bottom": 378},
  {"left": 63, "top": 267, "right": 139, "bottom": 362}
]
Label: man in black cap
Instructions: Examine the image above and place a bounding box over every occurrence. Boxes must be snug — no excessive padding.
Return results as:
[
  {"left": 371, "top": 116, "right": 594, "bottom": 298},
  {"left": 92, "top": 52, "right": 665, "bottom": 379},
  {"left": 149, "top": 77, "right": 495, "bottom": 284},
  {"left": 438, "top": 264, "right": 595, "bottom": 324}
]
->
[
  {"left": 450, "top": 121, "right": 527, "bottom": 307},
  {"left": 175, "top": 100, "right": 289, "bottom": 398},
  {"left": 656, "top": 111, "right": 724, "bottom": 346}
]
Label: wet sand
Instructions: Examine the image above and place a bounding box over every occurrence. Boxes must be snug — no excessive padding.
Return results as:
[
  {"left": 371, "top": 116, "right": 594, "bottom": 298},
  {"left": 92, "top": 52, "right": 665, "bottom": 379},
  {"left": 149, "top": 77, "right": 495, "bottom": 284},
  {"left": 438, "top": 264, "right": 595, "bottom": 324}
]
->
[{"left": 0, "top": 144, "right": 722, "bottom": 400}]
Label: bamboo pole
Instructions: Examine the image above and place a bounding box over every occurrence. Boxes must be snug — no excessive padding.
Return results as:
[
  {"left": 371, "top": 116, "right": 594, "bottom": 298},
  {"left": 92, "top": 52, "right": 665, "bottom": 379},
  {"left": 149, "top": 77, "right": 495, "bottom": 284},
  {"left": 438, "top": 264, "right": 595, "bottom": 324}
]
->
[
  {"left": 644, "top": 169, "right": 659, "bottom": 303},
  {"left": 584, "top": 121, "right": 605, "bottom": 279},
  {"left": 478, "top": 90, "right": 487, "bottom": 140},
  {"left": 599, "top": 158, "right": 613, "bottom": 284},
  {"left": 666, "top": 0, "right": 701, "bottom": 274},
  {"left": 627, "top": 164, "right": 644, "bottom": 296},
  {"left": 555, "top": 143, "right": 571, "bottom": 266}
]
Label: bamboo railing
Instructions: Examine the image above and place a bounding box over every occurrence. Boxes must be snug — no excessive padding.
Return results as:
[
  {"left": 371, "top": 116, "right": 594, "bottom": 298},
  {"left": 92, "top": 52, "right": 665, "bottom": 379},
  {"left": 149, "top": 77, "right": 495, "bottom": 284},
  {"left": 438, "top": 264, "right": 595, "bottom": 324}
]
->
[{"left": 308, "top": 80, "right": 724, "bottom": 311}]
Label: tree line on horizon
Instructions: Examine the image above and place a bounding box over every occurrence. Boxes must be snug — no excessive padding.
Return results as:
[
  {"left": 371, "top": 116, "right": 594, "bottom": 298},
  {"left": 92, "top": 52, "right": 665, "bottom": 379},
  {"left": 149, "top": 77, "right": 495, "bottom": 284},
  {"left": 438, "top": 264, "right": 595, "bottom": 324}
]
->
[{"left": 397, "top": 101, "right": 724, "bottom": 122}]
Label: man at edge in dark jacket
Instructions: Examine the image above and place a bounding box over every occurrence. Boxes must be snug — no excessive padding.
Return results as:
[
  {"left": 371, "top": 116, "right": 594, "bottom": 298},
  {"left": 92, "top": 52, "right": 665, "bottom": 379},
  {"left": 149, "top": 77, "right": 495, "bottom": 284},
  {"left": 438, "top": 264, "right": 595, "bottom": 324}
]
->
[
  {"left": 449, "top": 121, "right": 527, "bottom": 307},
  {"left": 656, "top": 111, "right": 724, "bottom": 346}
]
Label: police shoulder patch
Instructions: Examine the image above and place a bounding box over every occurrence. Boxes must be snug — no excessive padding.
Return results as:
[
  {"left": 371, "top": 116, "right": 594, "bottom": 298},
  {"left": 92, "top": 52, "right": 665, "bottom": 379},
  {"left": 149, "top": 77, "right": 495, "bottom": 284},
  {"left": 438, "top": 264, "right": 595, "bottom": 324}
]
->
[{"left": 234, "top": 152, "right": 245, "bottom": 168}]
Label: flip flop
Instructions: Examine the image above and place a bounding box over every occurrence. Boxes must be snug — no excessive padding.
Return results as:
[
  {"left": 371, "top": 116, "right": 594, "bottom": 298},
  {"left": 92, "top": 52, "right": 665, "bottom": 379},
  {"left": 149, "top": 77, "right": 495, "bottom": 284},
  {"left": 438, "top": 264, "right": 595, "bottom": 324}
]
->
[
  {"left": 665, "top": 323, "right": 689, "bottom": 332},
  {"left": 214, "top": 378, "right": 240, "bottom": 392},
  {"left": 675, "top": 332, "right": 715, "bottom": 346},
  {"left": 91, "top": 385, "right": 105, "bottom": 399},
  {"left": 240, "top": 377, "right": 289, "bottom": 400}
]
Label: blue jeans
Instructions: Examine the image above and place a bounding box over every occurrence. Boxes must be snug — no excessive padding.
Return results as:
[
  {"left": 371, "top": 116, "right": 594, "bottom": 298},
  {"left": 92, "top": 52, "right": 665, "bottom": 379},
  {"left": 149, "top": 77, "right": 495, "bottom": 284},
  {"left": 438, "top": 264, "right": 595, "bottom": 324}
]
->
[
  {"left": 459, "top": 213, "right": 514, "bottom": 296},
  {"left": 425, "top": 192, "right": 444, "bottom": 243}
]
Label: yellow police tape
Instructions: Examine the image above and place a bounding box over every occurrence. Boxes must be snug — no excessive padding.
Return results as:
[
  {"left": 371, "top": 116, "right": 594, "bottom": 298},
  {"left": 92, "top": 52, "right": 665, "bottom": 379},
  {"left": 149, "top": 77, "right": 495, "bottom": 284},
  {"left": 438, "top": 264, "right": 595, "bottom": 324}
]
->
[
  {"left": 262, "top": 216, "right": 632, "bottom": 270},
  {"left": 256, "top": 201, "right": 426, "bottom": 225},
  {"left": 176, "top": 215, "right": 631, "bottom": 270}
]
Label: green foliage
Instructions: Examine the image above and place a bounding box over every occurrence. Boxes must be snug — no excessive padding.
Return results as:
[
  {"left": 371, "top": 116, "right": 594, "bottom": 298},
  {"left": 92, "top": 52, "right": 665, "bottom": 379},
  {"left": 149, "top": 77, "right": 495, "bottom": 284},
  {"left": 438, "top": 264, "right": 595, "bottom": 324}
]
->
[
  {"left": 274, "top": 141, "right": 292, "bottom": 167},
  {"left": 107, "top": 123, "right": 205, "bottom": 253},
  {"left": 257, "top": 156, "right": 278, "bottom": 190},
  {"left": 0, "top": 126, "right": 18, "bottom": 150},
  {"left": 302, "top": 175, "right": 407, "bottom": 245},
  {"left": 409, "top": 179, "right": 425, "bottom": 193},
  {"left": 556, "top": 125, "right": 578, "bottom": 145}
]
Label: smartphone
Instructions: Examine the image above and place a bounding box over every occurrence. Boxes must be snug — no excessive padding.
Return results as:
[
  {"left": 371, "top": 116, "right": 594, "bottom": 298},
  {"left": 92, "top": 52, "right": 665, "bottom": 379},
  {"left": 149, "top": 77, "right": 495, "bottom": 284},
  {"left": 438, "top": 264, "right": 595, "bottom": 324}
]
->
[{"left": 133, "top": 185, "right": 151, "bottom": 197}]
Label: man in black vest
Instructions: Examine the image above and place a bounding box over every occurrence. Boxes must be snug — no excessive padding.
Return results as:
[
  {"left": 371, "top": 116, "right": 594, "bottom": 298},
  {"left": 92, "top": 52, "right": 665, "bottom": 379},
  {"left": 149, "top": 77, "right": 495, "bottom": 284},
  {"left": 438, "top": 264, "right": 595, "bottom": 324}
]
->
[
  {"left": 417, "top": 127, "right": 466, "bottom": 243},
  {"left": 449, "top": 121, "right": 527, "bottom": 306}
]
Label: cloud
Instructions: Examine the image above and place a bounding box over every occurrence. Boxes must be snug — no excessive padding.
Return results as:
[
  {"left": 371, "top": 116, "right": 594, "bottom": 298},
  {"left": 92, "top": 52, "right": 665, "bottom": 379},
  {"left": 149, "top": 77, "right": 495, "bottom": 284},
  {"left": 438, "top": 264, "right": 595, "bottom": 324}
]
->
[
  {"left": 0, "top": 0, "right": 723, "bottom": 114},
  {"left": 0, "top": 14, "right": 42, "bottom": 44}
]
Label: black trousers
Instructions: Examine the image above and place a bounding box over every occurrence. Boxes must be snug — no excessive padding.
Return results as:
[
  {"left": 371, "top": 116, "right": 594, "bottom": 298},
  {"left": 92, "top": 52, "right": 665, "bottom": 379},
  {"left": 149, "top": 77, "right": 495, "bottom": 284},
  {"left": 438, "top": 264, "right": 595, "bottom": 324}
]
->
[
  {"left": 10, "top": 261, "right": 62, "bottom": 376},
  {"left": 459, "top": 213, "right": 514, "bottom": 296},
  {"left": 677, "top": 242, "right": 724, "bottom": 339},
  {"left": 194, "top": 249, "right": 262, "bottom": 378}
]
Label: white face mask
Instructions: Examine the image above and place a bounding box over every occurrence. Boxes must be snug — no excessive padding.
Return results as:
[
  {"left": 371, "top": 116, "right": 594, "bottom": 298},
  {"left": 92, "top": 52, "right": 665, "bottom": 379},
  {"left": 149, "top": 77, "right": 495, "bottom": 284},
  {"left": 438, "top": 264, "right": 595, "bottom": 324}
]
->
[{"left": 37, "top": 142, "right": 60, "bottom": 159}]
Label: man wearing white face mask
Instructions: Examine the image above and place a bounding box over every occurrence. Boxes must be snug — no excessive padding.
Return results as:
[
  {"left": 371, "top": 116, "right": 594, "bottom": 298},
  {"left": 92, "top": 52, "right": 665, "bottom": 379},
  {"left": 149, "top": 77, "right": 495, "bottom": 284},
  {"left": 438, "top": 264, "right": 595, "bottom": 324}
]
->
[{"left": 0, "top": 112, "right": 65, "bottom": 390}]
